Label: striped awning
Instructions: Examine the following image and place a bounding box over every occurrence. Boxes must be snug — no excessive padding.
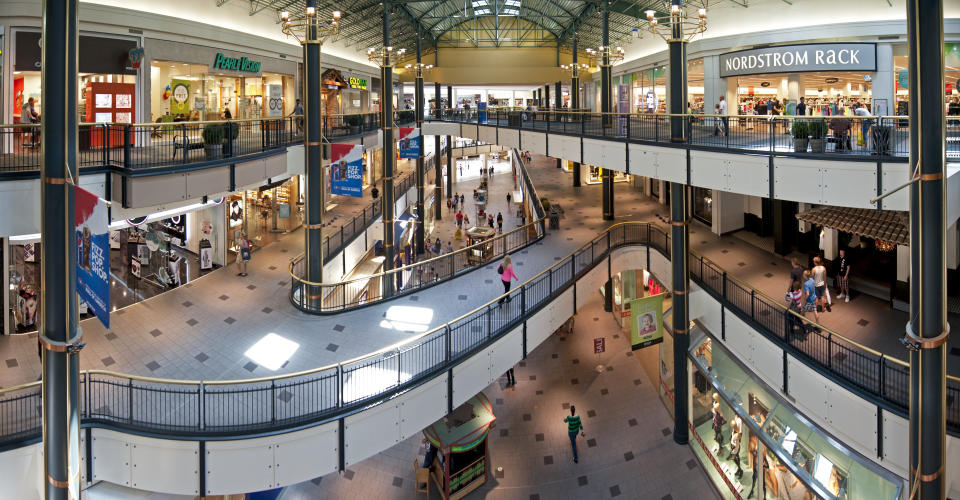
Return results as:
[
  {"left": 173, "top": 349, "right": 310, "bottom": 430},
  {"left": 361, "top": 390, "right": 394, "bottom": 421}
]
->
[{"left": 796, "top": 207, "right": 909, "bottom": 246}]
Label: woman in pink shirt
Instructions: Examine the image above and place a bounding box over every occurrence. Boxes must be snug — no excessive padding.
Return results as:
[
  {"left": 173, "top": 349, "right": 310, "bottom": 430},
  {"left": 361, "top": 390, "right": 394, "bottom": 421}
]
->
[{"left": 498, "top": 254, "right": 519, "bottom": 305}]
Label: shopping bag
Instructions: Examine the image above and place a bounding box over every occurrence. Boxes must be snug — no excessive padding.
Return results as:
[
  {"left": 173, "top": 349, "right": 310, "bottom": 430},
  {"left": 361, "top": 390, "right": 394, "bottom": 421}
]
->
[
  {"left": 857, "top": 131, "right": 865, "bottom": 147},
  {"left": 826, "top": 287, "right": 832, "bottom": 306}
]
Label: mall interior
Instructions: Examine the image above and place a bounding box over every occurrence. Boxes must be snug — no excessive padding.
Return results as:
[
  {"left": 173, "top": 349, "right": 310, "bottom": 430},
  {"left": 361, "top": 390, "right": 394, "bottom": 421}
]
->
[{"left": 0, "top": 0, "right": 959, "bottom": 499}]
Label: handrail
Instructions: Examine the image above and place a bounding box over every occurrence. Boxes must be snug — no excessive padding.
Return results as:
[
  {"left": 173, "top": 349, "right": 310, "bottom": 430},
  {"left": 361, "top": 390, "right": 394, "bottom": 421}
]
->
[
  {"left": 0, "top": 221, "right": 958, "bottom": 446},
  {"left": 432, "top": 107, "right": 908, "bottom": 120}
]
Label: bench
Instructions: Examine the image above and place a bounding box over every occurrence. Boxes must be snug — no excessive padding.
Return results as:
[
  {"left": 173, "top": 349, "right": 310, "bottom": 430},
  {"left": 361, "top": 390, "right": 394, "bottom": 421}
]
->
[{"left": 173, "top": 134, "right": 204, "bottom": 160}]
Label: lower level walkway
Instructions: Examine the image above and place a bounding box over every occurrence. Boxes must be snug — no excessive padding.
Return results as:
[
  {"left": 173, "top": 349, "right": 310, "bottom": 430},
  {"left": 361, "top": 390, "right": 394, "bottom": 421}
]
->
[{"left": 278, "top": 291, "right": 718, "bottom": 500}]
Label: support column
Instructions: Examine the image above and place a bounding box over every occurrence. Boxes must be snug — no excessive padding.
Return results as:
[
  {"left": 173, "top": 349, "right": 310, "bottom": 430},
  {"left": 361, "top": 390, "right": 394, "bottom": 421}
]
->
[
  {"left": 303, "top": 0, "right": 325, "bottom": 299},
  {"left": 601, "top": 0, "right": 614, "bottom": 220},
  {"left": 434, "top": 81, "right": 442, "bottom": 220},
  {"left": 571, "top": 35, "right": 580, "bottom": 112},
  {"left": 555, "top": 81, "right": 562, "bottom": 110},
  {"left": 545, "top": 84, "right": 550, "bottom": 109},
  {"left": 415, "top": 30, "right": 425, "bottom": 255},
  {"left": 907, "top": 0, "right": 947, "bottom": 498},
  {"left": 873, "top": 43, "right": 895, "bottom": 116},
  {"left": 669, "top": 0, "right": 690, "bottom": 447},
  {"left": 42, "top": 0, "right": 81, "bottom": 497},
  {"left": 446, "top": 85, "right": 453, "bottom": 199},
  {"left": 381, "top": 0, "right": 396, "bottom": 297},
  {"left": 573, "top": 162, "right": 582, "bottom": 187}
]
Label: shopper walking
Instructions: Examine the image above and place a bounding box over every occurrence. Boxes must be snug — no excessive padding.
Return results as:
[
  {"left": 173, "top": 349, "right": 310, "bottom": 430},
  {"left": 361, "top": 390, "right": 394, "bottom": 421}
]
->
[
  {"left": 812, "top": 256, "right": 830, "bottom": 312},
  {"left": 497, "top": 254, "right": 519, "bottom": 305},
  {"left": 506, "top": 192, "right": 512, "bottom": 205},
  {"left": 504, "top": 366, "right": 516, "bottom": 386},
  {"left": 456, "top": 210, "right": 464, "bottom": 228},
  {"left": 788, "top": 257, "right": 803, "bottom": 293},
  {"left": 836, "top": 248, "right": 851, "bottom": 302},
  {"left": 564, "top": 406, "right": 585, "bottom": 463},
  {"left": 718, "top": 96, "right": 728, "bottom": 137},
  {"left": 796, "top": 96, "right": 807, "bottom": 117},
  {"left": 785, "top": 280, "right": 803, "bottom": 341},
  {"left": 496, "top": 212, "right": 503, "bottom": 233},
  {"left": 801, "top": 270, "right": 820, "bottom": 327}
]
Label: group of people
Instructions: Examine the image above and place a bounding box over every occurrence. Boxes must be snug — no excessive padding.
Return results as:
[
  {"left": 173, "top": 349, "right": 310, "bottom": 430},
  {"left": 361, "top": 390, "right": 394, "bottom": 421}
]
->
[{"left": 784, "top": 249, "right": 852, "bottom": 337}]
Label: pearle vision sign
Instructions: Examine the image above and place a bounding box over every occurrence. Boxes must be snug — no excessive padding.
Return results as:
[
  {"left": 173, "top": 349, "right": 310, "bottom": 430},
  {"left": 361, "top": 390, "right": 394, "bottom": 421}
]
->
[{"left": 719, "top": 43, "right": 876, "bottom": 78}]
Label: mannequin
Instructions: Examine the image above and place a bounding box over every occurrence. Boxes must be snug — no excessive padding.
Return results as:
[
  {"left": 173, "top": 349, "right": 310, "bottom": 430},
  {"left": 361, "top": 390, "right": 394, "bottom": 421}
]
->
[
  {"left": 711, "top": 393, "right": 726, "bottom": 453},
  {"left": 728, "top": 416, "right": 744, "bottom": 478}
]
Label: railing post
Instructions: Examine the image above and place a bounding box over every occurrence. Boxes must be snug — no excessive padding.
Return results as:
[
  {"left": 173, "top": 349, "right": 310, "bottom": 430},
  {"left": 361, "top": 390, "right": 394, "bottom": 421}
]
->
[
  {"left": 123, "top": 124, "right": 131, "bottom": 169},
  {"left": 270, "top": 380, "right": 276, "bottom": 423},
  {"left": 127, "top": 378, "right": 133, "bottom": 425},
  {"left": 199, "top": 381, "right": 205, "bottom": 431},
  {"left": 487, "top": 305, "right": 493, "bottom": 339},
  {"left": 397, "top": 347, "right": 402, "bottom": 386},
  {"left": 879, "top": 355, "right": 886, "bottom": 398},
  {"left": 750, "top": 290, "right": 755, "bottom": 318},
  {"left": 337, "top": 364, "right": 343, "bottom": 408},
  {"left": 722, "top": 272, "right": 727, "bottom": 300},
  {"left": 103, "top": 124, "right": 110, "bottom": 166},
  {"left": 445, "top": 325, "right": 452, "bottom": 363},
  {"left": 549, "top": 268, "right": 553, "bottom": 295},
  {"left": 827, "top": 332, "right": 833, "bottom": 369},
  {"left": 769, "top": 117, "right": 775, "bottom": 153},
  {"left": 261, "top": 119, "right": 267, "bottom": 150}
]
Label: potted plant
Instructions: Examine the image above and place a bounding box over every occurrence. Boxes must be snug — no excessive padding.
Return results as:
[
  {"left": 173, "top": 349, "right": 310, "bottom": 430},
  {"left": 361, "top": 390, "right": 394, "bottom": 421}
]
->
[
  {"left": 540, "top": 197, "right": 551, "bottom": 212},
  {"left": 791, "top": 120, "right": 809, "bottom": 152},
  {"left": 808, "top": 119, "right": 827, "bottom": 153},
  {"left": 223, "top": 122, "right": 240, "bottom": 156},
  {"left": 202, "top": 123, "right": 224, "bottom": 160},
  {"left": 346, "top": 114, "right": 363, "bottom": 135}
]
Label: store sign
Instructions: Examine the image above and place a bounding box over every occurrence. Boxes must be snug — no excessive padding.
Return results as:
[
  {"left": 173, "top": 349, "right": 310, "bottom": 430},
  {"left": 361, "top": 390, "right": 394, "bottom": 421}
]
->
[
  {"left": 630, "top": 293, "right": 664, "bottom": 350},
  {"left": 330, "top": 144, "right": 364, "bottom": 198},
  {"left": 348, "top": 77, "right": 367, "bottom": 90},
  {"left": 128, "top": 47, "right": 144, "bottom": 70},
  {"left": 75, "top": 186, "right": 110, "bottom": 328},
  {"left": 398, "top": 127, "right": 421, "bottom": 159},
  {"left": 212, "top": 52, "right": 262, "bottom": 73},
  {"left": 719, "top": 43, "right": 876, "bottom": 78}
]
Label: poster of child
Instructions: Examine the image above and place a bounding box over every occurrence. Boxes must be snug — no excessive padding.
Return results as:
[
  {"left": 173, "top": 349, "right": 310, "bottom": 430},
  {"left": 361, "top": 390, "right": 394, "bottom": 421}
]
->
[{"left": 638, "top": 312, "right": 657, "bottom": 336}]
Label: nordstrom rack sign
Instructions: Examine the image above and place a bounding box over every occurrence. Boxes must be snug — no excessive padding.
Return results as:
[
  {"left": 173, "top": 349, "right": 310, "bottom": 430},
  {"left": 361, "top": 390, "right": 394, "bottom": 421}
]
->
[{"left": 719, "top": 43, "right": 876, "bottom": 78}]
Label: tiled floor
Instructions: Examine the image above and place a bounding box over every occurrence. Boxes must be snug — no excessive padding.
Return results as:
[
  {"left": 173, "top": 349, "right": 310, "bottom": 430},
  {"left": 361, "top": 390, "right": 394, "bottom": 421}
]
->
[
  {"left": 1, "top": 150, "right": 957, "bottom": 389},
  {"left": 279, "top": 292, "right": 719, "bottom": 500}
]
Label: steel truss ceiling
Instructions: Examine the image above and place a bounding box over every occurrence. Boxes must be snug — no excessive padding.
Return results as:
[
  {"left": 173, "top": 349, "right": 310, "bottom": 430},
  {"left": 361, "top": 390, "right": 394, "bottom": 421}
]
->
[{"left": 227, "top": 0, "right": 738, "bottom": 60}]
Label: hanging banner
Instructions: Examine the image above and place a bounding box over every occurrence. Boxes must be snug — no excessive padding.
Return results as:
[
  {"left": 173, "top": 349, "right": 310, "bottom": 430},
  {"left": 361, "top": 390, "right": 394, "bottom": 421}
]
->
[
  {"left": 330, "top": 143, "right": 364, "bottom": 197},
  {"left": 618, "top": 84, "right": 630, "bottom": 135},
  {"left": 398, "top": 127, "right": 421, "bottom": 159},
  {"left": 170, "top": 79, "right": 191, "bottom": 116},
  {"left": 267, "top": 84, "right": 283, "bottom": 117},
  {"left": 630, "top": 293, "right": 664, "bottom": 350},
  {"left": 75, "top": 186, "right": 111, "bottom": 328},
  {"left": 477, "top": 102, "right": 488, "bottom": 124}
]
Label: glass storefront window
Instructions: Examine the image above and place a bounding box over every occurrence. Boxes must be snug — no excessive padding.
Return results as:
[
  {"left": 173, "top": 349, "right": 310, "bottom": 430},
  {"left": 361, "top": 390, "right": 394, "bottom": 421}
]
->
[
  {"left": 688, "top": 329, "right": 902, "bottom": 500},
  {"left": 693, "top": 187, "right": 713, "bottom": 225}
]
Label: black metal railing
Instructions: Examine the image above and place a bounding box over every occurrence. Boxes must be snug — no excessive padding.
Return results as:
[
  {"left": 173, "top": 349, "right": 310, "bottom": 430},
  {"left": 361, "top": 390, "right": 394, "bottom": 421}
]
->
[
  {"left": 428, "top": 107, "right": 957, "bottom": 160},
  {"left": 1, "top": 222, "right": 957, "bottom": 448},
  {"left": 288, "top": 147, "right": 545, "bottom": 313},
  {"left": 0, "top": 111, "right": 417, "bottom": 174}
]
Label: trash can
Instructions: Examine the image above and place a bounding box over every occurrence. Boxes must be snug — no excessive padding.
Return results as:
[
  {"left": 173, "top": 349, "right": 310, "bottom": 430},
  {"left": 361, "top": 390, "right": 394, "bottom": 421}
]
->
[
  {"left": 549, "top": 209, "right": 560, "bottom": 230},
  {"left": 871, "top": 125, "right": 892, "bottom": 156},
  {"left": 508, "top": 112, "right": 522, "bottom": 127}
]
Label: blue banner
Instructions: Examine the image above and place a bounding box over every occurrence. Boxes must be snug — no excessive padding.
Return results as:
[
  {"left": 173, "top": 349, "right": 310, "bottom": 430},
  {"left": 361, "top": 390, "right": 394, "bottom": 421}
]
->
[
  {"left": 478, "top": 102, "right": 488, "bottom": 124},
  {"left": 330, "top": 143, "right": 364, "bottom": 197},
  {"left": 75, "top": 186, "right": 110, "bottom": 328},
  {"left": 398, "top": 127, "right": 421, "bottom": 159}
]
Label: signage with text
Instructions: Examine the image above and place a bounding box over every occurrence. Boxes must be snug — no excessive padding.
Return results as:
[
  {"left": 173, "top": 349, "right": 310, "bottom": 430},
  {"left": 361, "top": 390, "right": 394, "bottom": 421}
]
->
[
  {"left": 212, "top": 52, "right": 262, "bottom": 73},
  {"left": 630, "top": 293, "right": 664, "bottom": 350},
  {"left": 398, "top": 127, "right": 421, "bottom": 159},
  {"left": 348, "top": 77, "right": 367, "bottom": 90},
  {"left": 330, "top": 144, "right": 364, "bottom": 198},
  {"left": 719, "top": 43, "right": 876, "bottom": 78},
  {"left": 593, "top": 337, "right": 606, "bottom": 354},
  {"left": 76, "top": 186, "right": 110, "bottom": 328}
]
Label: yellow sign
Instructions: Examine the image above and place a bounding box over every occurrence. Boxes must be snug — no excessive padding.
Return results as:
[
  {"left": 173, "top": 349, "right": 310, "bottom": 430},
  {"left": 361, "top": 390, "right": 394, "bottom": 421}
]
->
[{"left": 349, "top": 77, "right": 367, "bottom": 90}]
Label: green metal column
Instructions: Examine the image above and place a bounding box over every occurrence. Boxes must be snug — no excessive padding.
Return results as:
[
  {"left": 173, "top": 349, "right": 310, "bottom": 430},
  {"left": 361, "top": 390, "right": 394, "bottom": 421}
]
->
[
  {"left": 435, "top": 81, "right": 443, "bottom": 220},
  {"left": 571, "top": 36, "right": 582, "bottom": 188},
  {"left": 382, "top": 0, "right": 396, "bottom": 297},
  {"left": 41, "top": 0, "right": 82, "bottom": 497},
  {"left": 669, "top": 0, "right": 690, "bottom": 447},
  {"left": 303, "top": 0, "right": 325, "bottom": 306},
  {"left": 415, "top": 29, "right": 426, "bottom": 255},
  {"left": 446, "top": 85, "right": 453, "bottom": 199},
  {"left": 907, "top": 0, "right": 947, "bottom": 497},
  {"left": 601, "top": 0, "right": 614, "bottom": 220}
]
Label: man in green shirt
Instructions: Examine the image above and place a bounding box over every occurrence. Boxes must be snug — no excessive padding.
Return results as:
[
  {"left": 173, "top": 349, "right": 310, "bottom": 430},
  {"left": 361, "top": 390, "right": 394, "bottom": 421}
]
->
[{"left": 564, "top": 406, "right": 585, "bottom": 463}]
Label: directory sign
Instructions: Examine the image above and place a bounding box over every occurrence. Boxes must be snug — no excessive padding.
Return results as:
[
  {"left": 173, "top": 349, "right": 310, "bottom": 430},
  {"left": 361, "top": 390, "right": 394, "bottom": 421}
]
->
[
  {"left": 75, "top": 186, "right": 110, "bottom": 328},
  {"left": 630, "top": 292, "right": 664, "bottom": 350},
  {"left": 330, "top": 143, "right": 364, "bottom": 198},
  {"left": 398, "top": 127, "right": 421, "bottom": 159}
]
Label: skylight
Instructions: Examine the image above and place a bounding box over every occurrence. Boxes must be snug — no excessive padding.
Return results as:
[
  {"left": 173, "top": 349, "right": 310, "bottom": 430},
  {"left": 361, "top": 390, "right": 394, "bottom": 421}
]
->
[
  {"left": 504, "top": 0, "right": 521, "bottom": 6},
  {"left": 472, "top": 0, "right": 487, "bottom": 6},
  {"left": 475, "top": 8, "right": 490, "bottom": 14}
]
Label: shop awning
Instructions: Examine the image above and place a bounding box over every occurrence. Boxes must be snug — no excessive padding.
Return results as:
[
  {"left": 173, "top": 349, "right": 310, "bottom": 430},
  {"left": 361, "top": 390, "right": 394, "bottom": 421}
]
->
[{"left": 795, "top": 207, "right": 909, "bottom": 246}]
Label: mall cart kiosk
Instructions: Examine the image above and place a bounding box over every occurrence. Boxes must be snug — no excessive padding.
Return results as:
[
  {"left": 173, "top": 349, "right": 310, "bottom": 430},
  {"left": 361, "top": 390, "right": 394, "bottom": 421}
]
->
[
  {"left": 423, "top": 393, "right": 495, "bottom": 500},
  {"left": 464, "top": 226, "right": 496, "bottom": 264}
]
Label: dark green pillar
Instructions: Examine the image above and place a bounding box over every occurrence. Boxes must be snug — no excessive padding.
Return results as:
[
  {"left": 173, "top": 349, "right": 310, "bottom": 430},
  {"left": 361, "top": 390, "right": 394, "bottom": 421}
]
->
[
  {"left": 446, "top": 85, "right": 453, "bottom": 198},
  {"left": 601, "top": 0, "right": 614, "bottom": 220},
  {"left": 415, "top": 29, "right": 425, "bottom": 254},
  {"left": 907, "top": 0, "right": 947, "bottom": 497},
  {"left": 381, "top": 1, "right": 396, "bottom": 297},
  {"left": 434, "top": 81, "right": 443, "bottom": 220},
  {"left": 572, "top": 36, "right": 582, "bottom": 188},
  {"left": 304, "top": 0, "right": 325, "bottom": 305},
  {"left": 41, "top": 0, "right": 82, "bottom": 497}
]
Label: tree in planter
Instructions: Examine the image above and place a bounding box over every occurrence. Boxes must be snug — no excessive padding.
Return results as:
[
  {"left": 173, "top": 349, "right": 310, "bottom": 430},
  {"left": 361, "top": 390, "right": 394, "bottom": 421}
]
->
[
  {"left": 346, "top": 114, "right": 364, "bottom": 134},
  {"left": 807, "top": 119, "right": 827, "bottom": 153},
  {"left": 791, "top": 120, "right": 809, "bottom": 152},
  {"left": 202, "top": 123, "right": 225, "bottom": 160}
]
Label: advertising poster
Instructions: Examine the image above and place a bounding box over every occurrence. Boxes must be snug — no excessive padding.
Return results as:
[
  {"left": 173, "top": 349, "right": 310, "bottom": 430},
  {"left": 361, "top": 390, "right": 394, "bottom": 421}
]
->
[
  {"left": 629, "top": 293, "right": 664, "bottom": 350},
  {"left": 618, "top": 84, "right": 630, "bottom": 135},
  {"left": 398, "top": 127, "right": 421, "bottom": 159},
  {"left": 645, "top": 90, "right": 657, "bottom": 113},
  {"left": 75, "top": 186, "right": 110, "bottom": 328},
  {"left": 330, "top": 143, "right": 364, "bottom": 198},
  {"left": 267, "top": 84, "right": 283, "bottom": 117},
  {"left": 170, "top": 79, "right": 191, "bottom": 116},
  {"left": 478, "top": 102, "right": 488, "bottom": 124}
]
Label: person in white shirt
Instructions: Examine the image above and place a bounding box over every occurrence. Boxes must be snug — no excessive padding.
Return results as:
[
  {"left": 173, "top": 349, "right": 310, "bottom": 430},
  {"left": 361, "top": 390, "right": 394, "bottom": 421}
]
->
[
  {"left": 718, "top": 96, "right": 729, "bottom": 137},
  {"left": 852, "top": 103, "right": 873, "bottom": 150}
]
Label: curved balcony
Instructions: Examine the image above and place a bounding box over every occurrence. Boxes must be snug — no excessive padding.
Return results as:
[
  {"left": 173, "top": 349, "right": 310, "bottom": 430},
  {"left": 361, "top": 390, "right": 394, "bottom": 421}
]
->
[
  {"left": 2, "top": 221, "right": 958, "bottom": 453},
  {"left": 287, "top": 148, "right": 548, "bottom": 313}
]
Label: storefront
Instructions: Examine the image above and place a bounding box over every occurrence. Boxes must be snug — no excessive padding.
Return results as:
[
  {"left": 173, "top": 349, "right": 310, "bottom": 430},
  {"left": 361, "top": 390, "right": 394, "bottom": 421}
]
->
[
  {"left": 11, "top": 30, "right": 139, "bottom": 124},
  {"left": 630, "top": 65, "right": 667, "bottom": 113},
  {"left": 688, "top": 330, "right": 902, "bottom": 500},
  {"left": 693, "top": 187, "right": 713, "bottom": 226},
  {"left": 143, "top": 38, "right": 298, "bottom": 124},
  {"left": 226, "top": 175, "right": 303, "bottom": 256}
]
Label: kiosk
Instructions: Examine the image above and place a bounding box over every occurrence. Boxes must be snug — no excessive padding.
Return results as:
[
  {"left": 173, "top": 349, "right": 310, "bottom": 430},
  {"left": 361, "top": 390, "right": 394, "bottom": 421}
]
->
[
  {"left": 464, "top": 226, "right": 497, "bottom": 264},
  {"left": 423, "top": 393, "right": 495, "bottom": 500}
]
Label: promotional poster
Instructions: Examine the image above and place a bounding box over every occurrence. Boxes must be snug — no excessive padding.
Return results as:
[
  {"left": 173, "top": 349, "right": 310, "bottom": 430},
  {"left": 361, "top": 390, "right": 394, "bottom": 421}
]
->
[
  {"left": 629, "top": 293, "right": 664, "bottom": 350},
  {"left": 330, "top": 143, "right": 364, "bottom": 197},
  {"left": 75, "top": 186, "right": 111, "bottom": 328},
  {"left": 478, "top": 102, "right": 488, "bottom": 124},
  {"left": 398, "top": 127, "right": 421, "bottom": 159}
]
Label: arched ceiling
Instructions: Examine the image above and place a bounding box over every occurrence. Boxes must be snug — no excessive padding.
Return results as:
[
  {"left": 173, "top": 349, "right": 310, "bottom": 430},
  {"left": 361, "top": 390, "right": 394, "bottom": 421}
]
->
[{"left": 228, "top": 0, "right": 727, "bottom": 58}]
